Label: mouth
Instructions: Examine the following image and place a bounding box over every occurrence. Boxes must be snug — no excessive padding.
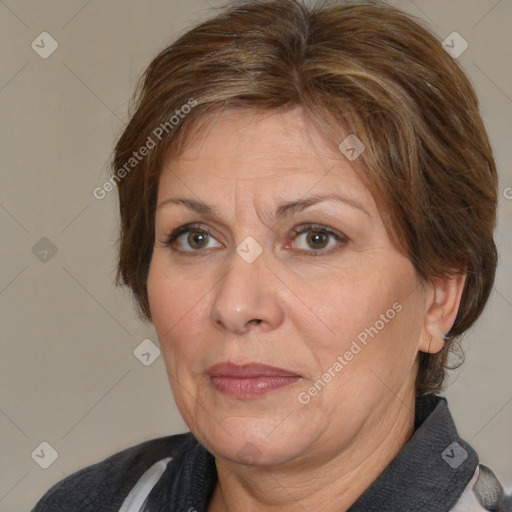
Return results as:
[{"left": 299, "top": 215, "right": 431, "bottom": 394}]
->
[{"left": 206, "top": 362, "right": 302, "bottom": 399}]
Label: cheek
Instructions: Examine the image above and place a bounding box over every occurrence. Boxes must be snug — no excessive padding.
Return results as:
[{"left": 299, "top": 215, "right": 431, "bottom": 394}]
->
[
  {"left": 292, "top": 260, "right": 422, "bottom": 377},
  {"left": 289, "top": 267, "right": 393, "bottom": 345},
  {"left": 147, "top": 260, "right": 210, "bottom": 427},
  {"left": 147, "top": 259, "right": 207, "bottom": 363}
]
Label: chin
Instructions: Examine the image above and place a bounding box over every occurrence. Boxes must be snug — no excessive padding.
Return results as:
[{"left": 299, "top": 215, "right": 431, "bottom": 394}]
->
[{"left": 194, "top": 415, "right": 315, "bottom": 467}]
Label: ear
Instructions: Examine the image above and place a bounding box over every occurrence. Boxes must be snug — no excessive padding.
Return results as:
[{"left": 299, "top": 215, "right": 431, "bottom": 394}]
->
[{"left": 418, "top": 272, "right": 467, "bottom": 354}]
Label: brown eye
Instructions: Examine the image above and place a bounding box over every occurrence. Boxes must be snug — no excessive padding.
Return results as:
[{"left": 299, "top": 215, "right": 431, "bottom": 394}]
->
[
  {"left": 305, "top": 230, "right": 330, "bottom": 250},
  {"left": 164, "top": 224, "right": 222, "bottom": 254},
  {"left": 291, "top": 224, "right": 347, "bottom": 254},
  {"left": 187, "top": 231, "right": 210, "bottom": 249}
]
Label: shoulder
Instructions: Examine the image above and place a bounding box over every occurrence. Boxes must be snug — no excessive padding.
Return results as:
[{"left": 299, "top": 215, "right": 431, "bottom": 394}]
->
[
  {"left": 473, "top": 464, "right": 512, "bottom": 511},
  {"left": 31, "top": 432, "right": 194, "bottom": 512},
  {"left": 451, "top": 464, "right": 512, "bottom": 511}
]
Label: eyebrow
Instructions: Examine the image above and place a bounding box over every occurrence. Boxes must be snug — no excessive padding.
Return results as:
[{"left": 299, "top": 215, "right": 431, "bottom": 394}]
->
[{"left": 156, "top": 192, "right": 371, "bottom": 219}]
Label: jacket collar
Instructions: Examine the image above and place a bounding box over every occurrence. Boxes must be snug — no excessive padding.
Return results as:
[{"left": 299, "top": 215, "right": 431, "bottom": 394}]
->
[{"left": 347, "top": 394, "right": 478, "bottom": 511}]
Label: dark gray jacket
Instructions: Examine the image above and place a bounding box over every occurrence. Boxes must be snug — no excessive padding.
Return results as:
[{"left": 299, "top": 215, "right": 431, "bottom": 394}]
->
[{"left": 32, "top": 395, "right": 511, "bottom": 512}]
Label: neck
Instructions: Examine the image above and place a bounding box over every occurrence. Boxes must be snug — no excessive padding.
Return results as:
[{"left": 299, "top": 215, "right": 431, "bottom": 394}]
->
[{"left": 208, "top": 392, "right": 416, "bottom": 512}]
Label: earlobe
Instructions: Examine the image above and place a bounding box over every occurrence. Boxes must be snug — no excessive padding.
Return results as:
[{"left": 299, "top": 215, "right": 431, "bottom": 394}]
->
[
  {"left": 419, "top": 272, "right": 466, "bottom": 354},
  {"left": 423, "top": 333, "right": 445, "bottom": 354}
]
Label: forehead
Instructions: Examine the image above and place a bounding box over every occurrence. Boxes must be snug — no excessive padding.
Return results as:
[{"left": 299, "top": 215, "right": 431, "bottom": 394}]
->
[{"left": 158, "top": 108, "right": 368, "bottom": 192}]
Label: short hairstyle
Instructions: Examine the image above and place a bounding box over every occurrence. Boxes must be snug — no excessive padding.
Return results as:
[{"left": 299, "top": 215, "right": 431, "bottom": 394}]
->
[{"left": 112, "top": 0, "right": 498, "bottom": 395}]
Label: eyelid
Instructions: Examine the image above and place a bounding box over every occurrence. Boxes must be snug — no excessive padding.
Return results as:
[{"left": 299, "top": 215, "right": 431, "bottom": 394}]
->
[
  {"left": 165, "top": 222, "right": 214, "bottom": 240},
  {"left": 291, "top": 223, "right": 346, "bottom": 239}
]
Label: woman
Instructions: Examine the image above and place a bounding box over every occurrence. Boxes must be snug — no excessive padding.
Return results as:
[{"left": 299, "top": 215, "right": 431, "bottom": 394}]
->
[{"left": 32, "top": 0, "right": 510, "bottom": 510}]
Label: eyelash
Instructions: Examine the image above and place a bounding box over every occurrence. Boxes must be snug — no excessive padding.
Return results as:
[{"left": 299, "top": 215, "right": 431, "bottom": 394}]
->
[{"left": 162, "top": 223, "right": 348, "bottom": 257}]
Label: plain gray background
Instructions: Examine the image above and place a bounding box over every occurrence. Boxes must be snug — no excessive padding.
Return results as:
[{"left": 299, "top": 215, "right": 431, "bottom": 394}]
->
[{"left": 1, "top": 1, "right": 511, "bottom": 510}]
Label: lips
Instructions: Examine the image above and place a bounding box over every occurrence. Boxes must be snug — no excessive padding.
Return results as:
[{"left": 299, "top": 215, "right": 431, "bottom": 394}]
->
[
  {"left": 207, "top": 362, "right": 301, "bottom": 378},
  {"left": 207, "top": 362, "right": 302, "bottom": 398}
]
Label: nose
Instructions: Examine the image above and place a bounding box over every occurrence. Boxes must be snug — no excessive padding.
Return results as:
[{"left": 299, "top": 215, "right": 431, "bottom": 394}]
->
[{"left": 209, "top": 249, "right": 285, "bottom": 335}]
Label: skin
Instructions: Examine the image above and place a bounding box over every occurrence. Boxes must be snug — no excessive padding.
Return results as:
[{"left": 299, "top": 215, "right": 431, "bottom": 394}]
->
[{"left": 147, "top": 108, "right": 466, "bottom": 512}]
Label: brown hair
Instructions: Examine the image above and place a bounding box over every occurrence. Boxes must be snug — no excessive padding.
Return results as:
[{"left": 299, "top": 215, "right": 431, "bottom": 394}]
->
[{"left": 112, "top": 0, "right": 498, "bottom": 395}]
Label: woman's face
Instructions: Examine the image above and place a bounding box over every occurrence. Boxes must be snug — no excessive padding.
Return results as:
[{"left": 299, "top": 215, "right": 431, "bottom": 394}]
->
[{"left": 148, "top": 108, "right": 428, "bottom": 467}]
